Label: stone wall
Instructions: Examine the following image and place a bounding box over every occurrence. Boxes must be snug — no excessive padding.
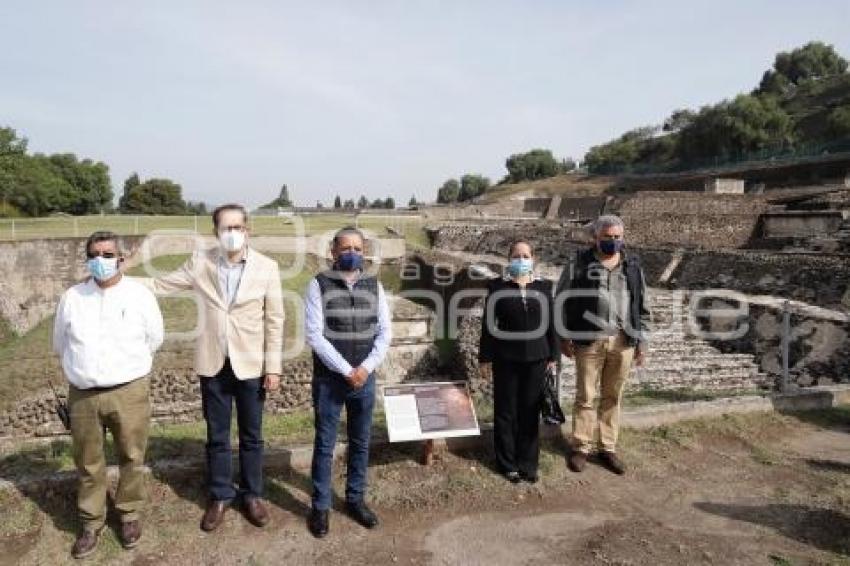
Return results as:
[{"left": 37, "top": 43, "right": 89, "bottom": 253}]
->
[
  {"left": 761, "top": 211, "right": 844, "bottom": 238},
  {"left": 428, "top": 222, "right": 850, "bottom": 312},
  {"left": 611, "top": 191, "right": 769, "bottom": 249},
  {"left": 427, "top": 222, "right": 850, "bottom": 388},
  {"left": 557, "top": 196, "right": 608, "bottom": 221},
  {"left": 0, "top": 234, "right": 406, "bottom": 336},
  {"left": 0, "top": 236, "right": 146, "bottom": 335},
  {"left": 0, "top": 295, "right": 439, "bottom": 439}
]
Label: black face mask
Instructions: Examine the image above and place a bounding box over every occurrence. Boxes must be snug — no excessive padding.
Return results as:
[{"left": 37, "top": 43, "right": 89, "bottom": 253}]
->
[{"left": 598, "top": 239, "right": 624, "bottom": 255}]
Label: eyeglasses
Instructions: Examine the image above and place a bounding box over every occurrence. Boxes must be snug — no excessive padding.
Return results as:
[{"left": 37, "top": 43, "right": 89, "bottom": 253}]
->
[
  {"left": 86, "top": 251, "right": 117, "bottom": 259},
  {"left": 219, "top": 225, "right": 246, "bottom": 233}
]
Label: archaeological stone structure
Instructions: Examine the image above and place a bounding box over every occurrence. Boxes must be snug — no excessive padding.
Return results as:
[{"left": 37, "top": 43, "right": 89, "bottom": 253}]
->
[{"left": 1, "top": 177, "right": 848, "bottom": 440}]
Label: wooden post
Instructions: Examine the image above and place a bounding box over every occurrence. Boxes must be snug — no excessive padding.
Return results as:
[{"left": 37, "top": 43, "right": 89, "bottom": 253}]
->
[
  {"left": 420, "top": 439, "right": 435, "bottom": 466},
  {"left": 781, "top": 300, "right": 791, "bottom": 393}
]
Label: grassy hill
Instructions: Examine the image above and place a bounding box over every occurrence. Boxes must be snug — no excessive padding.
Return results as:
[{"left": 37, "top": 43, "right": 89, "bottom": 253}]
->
[{"left": 478, "top": 173, "right": 615, "bottom": 203}]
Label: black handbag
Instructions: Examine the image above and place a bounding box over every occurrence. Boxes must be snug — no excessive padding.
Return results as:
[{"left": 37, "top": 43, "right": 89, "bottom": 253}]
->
[{"left": 541, "top": 365, "right": 565, "bottom": 425}]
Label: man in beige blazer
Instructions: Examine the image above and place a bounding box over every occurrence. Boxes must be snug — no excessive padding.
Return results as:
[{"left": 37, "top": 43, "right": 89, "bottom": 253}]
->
[{"left": 147, "top": 203, "right": 284, "bottom": 532}]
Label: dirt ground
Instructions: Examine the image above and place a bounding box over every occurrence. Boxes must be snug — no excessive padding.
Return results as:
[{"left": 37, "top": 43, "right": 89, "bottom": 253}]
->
[{"left": 1, "top": 408, "right": 848, "bottom": 566}]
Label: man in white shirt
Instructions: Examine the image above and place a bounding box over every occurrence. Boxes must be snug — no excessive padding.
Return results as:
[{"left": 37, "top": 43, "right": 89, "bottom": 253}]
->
[
  {"left": 53, "top": 231, "right": 164, "bottom": 559},
  {"left": 305, "top": 226, "right": 391, "bottom": 538}
]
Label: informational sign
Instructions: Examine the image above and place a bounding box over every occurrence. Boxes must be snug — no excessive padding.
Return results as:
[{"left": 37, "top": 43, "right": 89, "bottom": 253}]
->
[{"left": 383, "top": 381, "right": 481, "bottom": 443}]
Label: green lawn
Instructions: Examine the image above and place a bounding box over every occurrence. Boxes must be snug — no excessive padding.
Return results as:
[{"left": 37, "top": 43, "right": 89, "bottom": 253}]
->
[{"left": 0, "top": 213, "right": 429, "bottom": 247}]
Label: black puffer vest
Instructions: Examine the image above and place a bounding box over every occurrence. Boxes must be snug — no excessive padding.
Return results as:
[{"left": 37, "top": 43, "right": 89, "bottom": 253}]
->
[{"left": 312, "top": 270, "right": 379, "bottom": 378}]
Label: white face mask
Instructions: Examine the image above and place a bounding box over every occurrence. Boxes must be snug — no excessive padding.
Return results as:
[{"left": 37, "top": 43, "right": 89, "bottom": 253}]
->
[{"left": 219, "top": 230, "right": 246, "bottom": 253}]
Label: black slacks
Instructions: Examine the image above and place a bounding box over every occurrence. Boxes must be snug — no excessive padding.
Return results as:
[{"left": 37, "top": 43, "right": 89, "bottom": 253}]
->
[{"left": 493, "top": 358, "right": 546, "bottom": 476}]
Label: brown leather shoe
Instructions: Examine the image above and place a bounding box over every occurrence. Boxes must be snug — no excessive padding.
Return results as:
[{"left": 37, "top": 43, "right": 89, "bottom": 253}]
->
[
  {"left": 243, "top": 497, "right": 270, "bottom": 528},
  {"left": 201, "top": 500, "right": 228, "bottom": 532},
  {"left": 120, "top": 520, "right": 142, "bottom": 549},
  {"left": 71, "top": 528, "right": 101, "bottom": 559},
  {"left": 599, "top": 451, "right": 626, "bottom": 475},
  {"left": 567, "top": 451, "right": 588, "bottom": 473}
]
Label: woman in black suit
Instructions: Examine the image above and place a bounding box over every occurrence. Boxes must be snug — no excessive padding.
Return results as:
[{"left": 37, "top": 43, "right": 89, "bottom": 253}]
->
[{"left": 478, "top": 240, "right": 559, "bottom": 483}]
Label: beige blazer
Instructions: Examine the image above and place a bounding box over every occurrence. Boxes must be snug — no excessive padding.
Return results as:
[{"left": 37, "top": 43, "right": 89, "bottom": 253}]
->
[{"left": 148, "top": 247, "right": 284, "bottom": 379}]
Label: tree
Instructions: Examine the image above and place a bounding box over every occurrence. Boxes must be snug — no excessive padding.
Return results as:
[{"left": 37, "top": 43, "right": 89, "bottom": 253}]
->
[
  {"left": 258, "top": 183, "right": 293, "bottom": 209},
  {"left": 121, "top": 178, "right": 188, "bottom": 215},
  {"left": 0, "top": 127, "right": 27, "bottom": 156},
  {"left": 459, "top": 174, "right": 490, "bottom": 201},
  {"left": 186, "top": 201, "right": 208, "bottom": 215},
  {"left": 505, "top": 149, "right": 561, "bottom": 182},
  {"left": 0, "top": 131, "right": 112, "bottom": 216},
  {"left": 343, "top": 199, "right": 355, "bottom": 209},
  {"left": 663, "top": 109, "right": 697, "bottom": 132},
  {"left": 583, "top": 126, "right": 660, "bottom": 173},
  {"left": 678, "top": 94, "right": 794, "bottom": 160},
  {"left": 333, "top": 195, "right": 342, "bottom": 208},
  {"left": 119, "top": 172, "right": 141, "bottom": 212},
  {"left": 0, "top": 155, "right": 75, "bottom": 217},
  {"left": 42, "top": 153, "right": 112, "bottom": 214},
  {"left": 757, "top": 41, "right": 849, "bottom": 95},
  {"left": 385, "top": 197, "right": 395, "bottom": 209},
  {"left": 436, "top": 178, "right": 460, "bottom": 203},
  {"left": 408, "top": 196, "right": 418, "bottom": 207},
  {"left": 827, "top": 105, "right": 850, "bottom": 138},
  {"left": 357, "top": 195, "right": 369, "bottom": 209}
]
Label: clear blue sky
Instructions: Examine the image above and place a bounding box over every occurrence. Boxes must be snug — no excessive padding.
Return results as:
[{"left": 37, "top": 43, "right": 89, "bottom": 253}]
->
[{"left": 1, "top": 1, "right": 848, "bottom": 207}]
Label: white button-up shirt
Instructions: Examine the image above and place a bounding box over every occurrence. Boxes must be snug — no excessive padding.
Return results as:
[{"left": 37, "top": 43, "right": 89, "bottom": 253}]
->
[{"left": 53, "top": 276, "right": 164, "bottom": 389}]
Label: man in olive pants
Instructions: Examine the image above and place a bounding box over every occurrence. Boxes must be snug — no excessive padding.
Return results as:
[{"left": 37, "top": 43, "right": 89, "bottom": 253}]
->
[
  {"left": 557, "top": 215, "right": 650, "bottom": 475},
  {"left": 54, "top": 231, "right": 164, "bottom": 559}
]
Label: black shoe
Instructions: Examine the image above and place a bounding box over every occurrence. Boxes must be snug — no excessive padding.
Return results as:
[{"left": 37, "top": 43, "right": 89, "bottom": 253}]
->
[
  {"left": 307, "top": 508, "right": 329, "bottom": 538},
  {"left": 345, "top": 501, "right": 379, "bottom": 529},
  {"left": 503, "top": 471, "right": 521, "bottom": 484},
  {"left": 519, "top": 471, "right": 539, "bottom": 484}
]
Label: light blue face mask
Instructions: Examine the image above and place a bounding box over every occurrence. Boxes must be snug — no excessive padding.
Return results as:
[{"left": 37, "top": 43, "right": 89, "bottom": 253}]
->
[
  {"left": 86, "top": 257, "right": 120, "bottom": 281},
  {"left": 507, "top": 258, "right": 534, "bottom": 278}
]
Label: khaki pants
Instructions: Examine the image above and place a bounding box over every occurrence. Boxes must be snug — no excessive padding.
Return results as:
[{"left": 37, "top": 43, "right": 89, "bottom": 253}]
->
[
  {"left": 571, "top": 332, "right": 635, "bottom": 454},
  {"left": 69, "top": 377, "right": 151, "bottom": 531}
]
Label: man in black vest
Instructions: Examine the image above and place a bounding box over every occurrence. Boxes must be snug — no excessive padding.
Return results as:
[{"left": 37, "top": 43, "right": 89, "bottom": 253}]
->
[
  {"left": 556, "top": 215, "right": 650, "bottom": 475},
  {"left": 304, "top": 226, "right": 392, "bottom": 538}
]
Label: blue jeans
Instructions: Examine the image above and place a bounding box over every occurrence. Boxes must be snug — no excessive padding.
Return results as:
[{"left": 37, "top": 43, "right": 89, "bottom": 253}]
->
[
  {"left": 200, "top": 360, "right": 265, "bottom": 502},
  {"left": 310, "top": 373, "right": 376, "bottom": 511}
]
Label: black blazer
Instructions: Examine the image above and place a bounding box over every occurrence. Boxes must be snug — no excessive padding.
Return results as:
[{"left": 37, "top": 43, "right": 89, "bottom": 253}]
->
[{"left": 478, "top": 277, "right": 559, "bottom": 364}]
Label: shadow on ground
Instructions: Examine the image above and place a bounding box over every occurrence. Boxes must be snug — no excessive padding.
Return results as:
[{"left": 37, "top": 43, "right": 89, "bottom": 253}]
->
[{"left": 694, "top": 502, "right": 850, "bottom": 557}]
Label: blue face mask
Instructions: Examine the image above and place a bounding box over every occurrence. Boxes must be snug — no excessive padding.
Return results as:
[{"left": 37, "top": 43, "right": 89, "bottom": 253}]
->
[
  {"left": 86, "top": 257, "right": 120, "bottom": 281},
  {"left": 598, "top": 239, "right": 624, "bottom": 255},
  {"left": 507, "top": 258, "right": 534, "bottom": 278},
  {"left": 335, "top": 251, "right": 364, "bottom": 271}
]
